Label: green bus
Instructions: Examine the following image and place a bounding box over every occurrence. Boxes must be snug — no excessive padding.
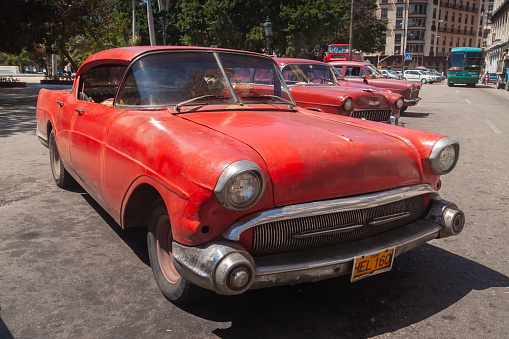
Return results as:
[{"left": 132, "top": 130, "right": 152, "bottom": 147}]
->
[{"left": 447, "top": 47, "right": 483, "bottom": 87}]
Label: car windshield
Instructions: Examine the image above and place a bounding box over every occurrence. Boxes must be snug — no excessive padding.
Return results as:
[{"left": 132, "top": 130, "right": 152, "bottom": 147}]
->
[
  {"left": 116, "top": 51, "right": 293, "bottom": 108},
  {"left": 280, "top": 64, "right": 339, "bottom": 85},
  {"left": 365, "top": 65, "right": 385, "bottom": 79},
  {"left": 328, "top": 45, "right": 349, "bottom": 54}
]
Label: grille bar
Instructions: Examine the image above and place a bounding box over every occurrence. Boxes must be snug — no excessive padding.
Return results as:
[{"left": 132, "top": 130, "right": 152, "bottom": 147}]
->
[
  {"left": 350, "top": 109, "right": 392, "bottom": 122},
  {"left": 251, "top": 196, "right": 425, "bottom": 256}
]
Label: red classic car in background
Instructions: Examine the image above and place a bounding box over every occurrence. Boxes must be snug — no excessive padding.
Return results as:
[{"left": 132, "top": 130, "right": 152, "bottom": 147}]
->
[
  {"left": 330, "top": 61, "right": 421, "bottom": 112},
  {"left": 275, "top": 58, "right": 404, "bottom": 124},
  {"left": 36, "top": 46, "right": 464, "bottom": 303}
]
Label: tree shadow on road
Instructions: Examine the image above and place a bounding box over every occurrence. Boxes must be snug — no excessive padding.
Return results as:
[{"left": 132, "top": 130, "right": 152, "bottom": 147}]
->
[
  {"left": 176, "top": 245, "right": 508, "bottom": 338},
  {"left": 0, "top": 103, "right": 37, "bottom": 138}
]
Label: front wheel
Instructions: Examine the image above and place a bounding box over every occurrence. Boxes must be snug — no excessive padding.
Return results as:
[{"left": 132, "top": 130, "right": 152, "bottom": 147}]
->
[
  {"left": 447, "top": 82, "right": 454, "bottom": 87},
  {"left": 400, "top": 106, "right": 408, "bottom": 114},
  {"left": 49, "top": 130, "right": 75, "bottom": 188},
  {"left": 147, "top": 200, "right": 204, "bottom": 303},
  {"left": 421, "top": 78, "right": 427, "bottom": 84}
]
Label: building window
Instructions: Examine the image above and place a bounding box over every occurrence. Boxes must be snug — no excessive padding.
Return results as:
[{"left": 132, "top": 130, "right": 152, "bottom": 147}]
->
[
  {"left": 396, "top": 19, "right": 403, "bottom": 29},
  {"left": 408, "top": 5, "right": 427, "bottom": 14},
  {"left": 433, "top": 8, "right": 436, "bottom": 19},
  {"left": 465, "top": 14, "right": 468, "bottom": 24},
  {"left": 456, "top": 37, "right": 460, "bottom": 47},
  {"left": 469, "top": 38, "right": 472, "bottom": 47},
  {"left": 463, "top": 38, "right": 466, "bottom": 47},
  {"left": 445, "top": 11, "right": 448, "bottom": 21},
  {"left": 450, "top": 37, "right": 453, "bottom": 46},
  {"left": 395, "top": 34, "right": 402, "bottom": 44},
  {"left": 396, "top": 7, "right": 403, "bottom": 18},
  {"left": 470, "top": 26, "right": 474, "bottom": 35},
  {"left": 431, "top": 34, "right": 435, "bottom": 44},
  {"left": 408, "top": 18, "right": 426, "bottom": 27},
  {"left": 381, "top": 8, "right": 388, "bottom": 18},
  {"left": 407, "top": 31, "right": 425, "bottom": 41},
  {"left": 381, "top": 0, "right": 388, "bottom": 4},
  {"left": 471, "top": 16, "right": 474, "bottom": 25},
  {"left": 452, "top": 13, "right": 455, "bottom": 22},
  {"left": 458, "top": 13, "right": 461, "bottom": 23},
  {"left": 466, "top": 2, "right": 469, "bottom": 10},
  {"left": 443, "top": 36, "right": 447, "bottom": 45},
  {"left": 397, "top": 0, "right": 404, "bottom": 2}
]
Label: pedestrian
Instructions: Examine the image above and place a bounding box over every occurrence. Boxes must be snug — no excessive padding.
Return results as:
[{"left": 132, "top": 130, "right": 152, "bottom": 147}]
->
[
  {"left": 483, "top": 72, "right": 489, "bottom": 85},
  {"left": 64, "top": 62, "right": 72, "bottom": 76}
]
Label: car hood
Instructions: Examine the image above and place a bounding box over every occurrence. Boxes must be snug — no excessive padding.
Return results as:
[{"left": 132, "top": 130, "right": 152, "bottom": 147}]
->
[
  {"left": 180, "top": 109, "right": 422, "bottom": 206},
  {"left": 289, "top": 85, "right": 391, "bottom": 109}
]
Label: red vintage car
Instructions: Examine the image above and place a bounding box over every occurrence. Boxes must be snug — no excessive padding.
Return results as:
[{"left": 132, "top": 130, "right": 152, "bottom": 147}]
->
[
  {"left": 330, "top": 61, "right": 421, "bottom": 112},
  {"left": 36, "top": 46, "right": 464, "bottom": 303},
  {"left": 275, "top": 58, "right": 404, "bottom": 124}
]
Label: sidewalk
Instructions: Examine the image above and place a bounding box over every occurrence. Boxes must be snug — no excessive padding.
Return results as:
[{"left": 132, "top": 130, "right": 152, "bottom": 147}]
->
[{"left": 0, "top": 83, "right": 72, "bottom": 104}]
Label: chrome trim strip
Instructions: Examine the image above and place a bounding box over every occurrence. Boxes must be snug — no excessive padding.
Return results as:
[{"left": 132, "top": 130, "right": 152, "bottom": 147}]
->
[
  {"left": 368, "top": 212, "right": 412, "bottom": 226},
  {"left": 291, "top": 223, "right": 364, "bottom": 239},
  {"left": 223, "top": 184, "right": 440, "bottom": 241}
]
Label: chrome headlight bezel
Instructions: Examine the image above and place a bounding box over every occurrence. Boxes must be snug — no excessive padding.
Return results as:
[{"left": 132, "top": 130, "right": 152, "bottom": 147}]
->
[
  {"left": 214, "top": 160, "right": 265, "bottom": 211},
  {"left": 396, "top": 97, "right": 404, "bottom": 109},
  {"left": 343, "top": 97, "right": 353, "bottom": 111},
  {"left": 429, "top": 137, "right": 460, "bottom": 175}
]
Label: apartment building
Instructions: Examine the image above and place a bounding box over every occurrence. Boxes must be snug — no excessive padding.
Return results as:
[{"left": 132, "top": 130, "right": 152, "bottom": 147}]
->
[
  {"left": 484, "top": 0, "right": 509, "bottom": 72},
  {"left": 374, "top": 0, "right": 484, "bottom": 72}
]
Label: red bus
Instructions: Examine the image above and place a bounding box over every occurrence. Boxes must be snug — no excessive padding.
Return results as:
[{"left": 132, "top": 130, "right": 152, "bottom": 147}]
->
[{"left": 323, "top": 44, "right": 363, "bottom": 62}]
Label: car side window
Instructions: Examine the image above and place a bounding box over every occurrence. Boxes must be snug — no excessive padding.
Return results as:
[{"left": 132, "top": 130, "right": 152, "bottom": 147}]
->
[
  {"left": 346, "top": 67, "right": 363, "bottom": 77},
  {"left": 78, "top": 64, "right": 127, "bottom": 106}
]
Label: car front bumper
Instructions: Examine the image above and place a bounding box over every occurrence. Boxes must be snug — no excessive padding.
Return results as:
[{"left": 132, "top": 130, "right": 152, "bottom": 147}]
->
[
  {"left": 172, "top": 189, "right": 464, "bottom": 295},
  {"left": 403, "top": 97, "right": 421, "bottom": 106}
]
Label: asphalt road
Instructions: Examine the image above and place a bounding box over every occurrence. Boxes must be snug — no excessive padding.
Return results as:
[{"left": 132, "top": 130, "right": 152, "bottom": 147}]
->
[{"left": 0, "top": 82, "right": 508, "bottom": 338}]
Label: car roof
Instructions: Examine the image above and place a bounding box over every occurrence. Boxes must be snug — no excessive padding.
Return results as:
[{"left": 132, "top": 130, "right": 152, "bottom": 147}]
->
[
  {"left": 328, "top": 61, "right": 373, "bottom": 66},
  {"left": 274, "top": 58, "right": 326, "bottom": 66},
  {"left": 77, "top": 46, "right": 266, "bottom": 76}
]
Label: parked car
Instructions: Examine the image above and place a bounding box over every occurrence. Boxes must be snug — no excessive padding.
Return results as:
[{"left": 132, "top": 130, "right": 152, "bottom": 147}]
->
[
  {"left": 36, "top": 46, "right": 464, "bottom": 303},
  {"left": 380, "top": 69, "right": 400, "bottom": 79},
  {"left": 403, "top": 70, "right": 436, "bottom": 84},
  {"left": 330, "top": 61, "right": 421, "bottom": 113},
  {"left": 489, "top": 73, "right": 498, "bottom": 84},
  {"left": 274, "top": 58, "right": 404, "bottom": 124}
]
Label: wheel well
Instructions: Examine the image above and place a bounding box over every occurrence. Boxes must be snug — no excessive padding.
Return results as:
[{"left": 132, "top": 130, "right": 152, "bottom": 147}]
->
[{"left": 123, "top": 183, "right": 163, "bottom": 229}]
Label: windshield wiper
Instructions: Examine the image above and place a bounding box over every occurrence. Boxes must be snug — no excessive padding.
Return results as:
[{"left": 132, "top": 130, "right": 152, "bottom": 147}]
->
[
  {"left": 174, "top": 95, "right": 229, "bottom": 112},
  {"left": 240, "top": 94, "right": 295, "bottom": 107}
]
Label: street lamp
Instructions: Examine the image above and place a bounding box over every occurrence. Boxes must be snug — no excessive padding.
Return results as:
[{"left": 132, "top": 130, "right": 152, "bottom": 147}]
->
[
  {"left": 264, "top": 17, "right": 272, "bottom": 55},
  {"left": 158, "top": 0, "right": 170, "bottom": 45}
]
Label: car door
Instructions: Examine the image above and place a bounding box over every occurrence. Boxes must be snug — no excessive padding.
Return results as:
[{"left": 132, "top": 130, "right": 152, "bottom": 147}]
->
[{"left": 69, "top": 64, "right": 127, "bottom": 205}]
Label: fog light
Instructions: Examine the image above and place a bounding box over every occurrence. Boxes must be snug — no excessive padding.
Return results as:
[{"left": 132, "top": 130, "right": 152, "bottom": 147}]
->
[
  {"left": 229, "top": 266, "right": 250, "bottom": 289},
  {"left": 440, "top": 206, "right": 465, "bottom": 238}
]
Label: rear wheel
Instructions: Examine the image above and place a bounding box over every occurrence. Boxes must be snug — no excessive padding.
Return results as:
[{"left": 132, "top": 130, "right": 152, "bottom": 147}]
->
[
  {"left": 447, "top": 82, "right": 454, "bottom": 87},
  {"left": 49, "top": 130, "right": 75, "bottom": 188},
  {"left": 421, "top": 78, "right": 427, "bottom": 84},
  {"left": 147, "top": 200, "right": 204, "bottom": 303},
  {"left": 400, "top": 106, "right": 408, "bottom": 114}
]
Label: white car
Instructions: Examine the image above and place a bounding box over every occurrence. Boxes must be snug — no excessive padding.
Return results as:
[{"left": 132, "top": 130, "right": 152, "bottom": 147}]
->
[
  {"left": 380, "top": 69, "right": 400, "bottom": 79},
  {"left": 403, "top": 70, "right": 436, "bottom": 84}
]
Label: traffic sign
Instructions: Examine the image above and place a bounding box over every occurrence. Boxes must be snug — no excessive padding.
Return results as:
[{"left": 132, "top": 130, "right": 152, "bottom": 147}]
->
[{"left": 405, "top": 53, "right": 412, "bottom": 61}]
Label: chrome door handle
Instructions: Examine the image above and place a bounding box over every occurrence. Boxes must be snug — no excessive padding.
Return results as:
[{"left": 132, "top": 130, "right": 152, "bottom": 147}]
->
[
  {"left": 56, "top": 101, "right": 64, "bottom": 107},
  {"left": 75, "top": 108, "right": 85, "bottom": 116}
]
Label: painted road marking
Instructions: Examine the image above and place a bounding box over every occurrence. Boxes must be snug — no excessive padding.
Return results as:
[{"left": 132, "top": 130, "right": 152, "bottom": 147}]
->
[
  {"left": 485, "top": 119, "right": 501, "bottom": 134},
  {"left": 456, "top": 90, "right": 460, "bottom": 93},
  {"left": 465, "top": 99, "right": 472, "bottom": 104}
]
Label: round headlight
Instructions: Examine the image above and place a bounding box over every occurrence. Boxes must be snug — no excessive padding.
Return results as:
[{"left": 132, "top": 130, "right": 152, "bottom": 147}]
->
[
  {"left": 343, "top": 97, "right": 353, "bottom": 111},
  {"left": 215, "top": 160, "right": 265, "bottom": 211},
  {"left": 226, "top": 171, "right": 262, "bottom": 209},
  {"left": 396, "top": 97, "right": 404, "bottom": 109},
  {"left": 429, "top": 138, "right": 459, "bottom": 175}
]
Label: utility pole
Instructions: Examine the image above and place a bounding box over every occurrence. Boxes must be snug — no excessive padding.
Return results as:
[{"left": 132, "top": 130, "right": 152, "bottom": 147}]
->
[
  {"left": 147, "top": 0, "right": 156, "bottom": 46},
  {"left": 348, "top": 0, "right": 354, "bottom": 61},
  {"left": 132, "top": 0, "right": 136, "bottom": 43}
]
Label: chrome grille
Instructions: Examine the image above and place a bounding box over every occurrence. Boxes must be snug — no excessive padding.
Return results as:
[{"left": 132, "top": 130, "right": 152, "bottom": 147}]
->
[
  {"left": 350, "top": 109, "right": 392, "bottom": 122},
  {"left": 410, "top": 89, "right": 419, "bottom": 99},
  {"left": 252, "top": 195, "right": 425, "bottom": 256}
]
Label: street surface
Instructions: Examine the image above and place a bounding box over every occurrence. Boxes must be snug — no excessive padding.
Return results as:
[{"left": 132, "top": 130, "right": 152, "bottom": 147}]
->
[{"left": 0, "top": 82, "right": 508, "bottom": 338}]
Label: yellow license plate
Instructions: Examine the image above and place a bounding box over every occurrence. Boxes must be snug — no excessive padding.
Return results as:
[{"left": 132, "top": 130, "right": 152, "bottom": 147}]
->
[{"left": 351, "top": 248, "right": 395, "bottom": 282}]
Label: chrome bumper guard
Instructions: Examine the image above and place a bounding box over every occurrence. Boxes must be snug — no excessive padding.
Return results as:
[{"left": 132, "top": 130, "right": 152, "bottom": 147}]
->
[
  {"left": 403, "top": 97, "right": 421, "bottom": 106},
  {"left": 172, "top": 197, "right": 464, "bottom": 295}
]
